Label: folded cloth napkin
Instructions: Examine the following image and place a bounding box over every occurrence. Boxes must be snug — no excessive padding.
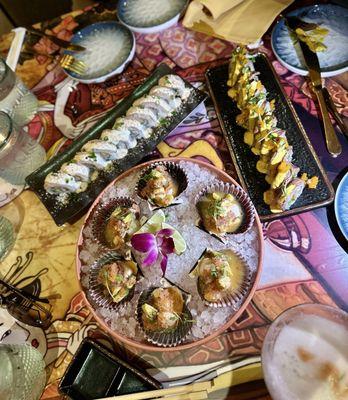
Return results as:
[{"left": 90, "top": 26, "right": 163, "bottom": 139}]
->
[{"left": 183, "top": 0, "right": 294, "bottom": 45}]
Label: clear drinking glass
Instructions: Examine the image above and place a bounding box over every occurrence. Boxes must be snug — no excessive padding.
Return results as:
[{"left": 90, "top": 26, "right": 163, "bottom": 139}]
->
[
  {"left": 0, "top": 58, "right": 38, "bottom": 127},
  {"left": 261, "top": 303, "right": 348, "bottom": 400},
  {"left": 0, "top": 111, "right": 46, "bottom": 186},
  {"left": 0, "top": 215, "right": 15, "bottom": 261},
  {"left": 0, "top": 344, "right": 46, "bottom": 400}
]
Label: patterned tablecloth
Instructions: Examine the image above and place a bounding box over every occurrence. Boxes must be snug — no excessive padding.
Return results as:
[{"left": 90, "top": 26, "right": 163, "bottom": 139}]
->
[{"left": 0, "top": 3, "right": 347, "bottom": 399}]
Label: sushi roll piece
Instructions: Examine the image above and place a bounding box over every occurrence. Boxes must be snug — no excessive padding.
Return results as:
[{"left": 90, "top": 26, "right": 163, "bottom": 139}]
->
[
  {"left": 115, "top": 117, "right": 152, "bottom": 139},
  {"left": 61, "top": 162, "right": 91, "bottom": 182},
  {"left": 82, "top": 140, "right": 126, "bottom": 161},
  {"left": 101, "top": 129, "right": 137, "bottom": 149},
  {"left": 149, "top": 86, "right": 182, "bottom": 109},
  {"left": 74, "top": 152, "right": 112, "bottom": 170},
  {"left": 126, "top": 106, "right": 159, "bottom": 128},
  {"left": 270, "top": 178, "right": 306, "bottom": 213},
  {"left": 44, "top": 171, "right": 85, "bottom": 195},
  {"left": 133, "top": 95, "right": 173, "bottom": 118},
  {"left": 158, "top": 74, "right": 192, "bottom": 100}
]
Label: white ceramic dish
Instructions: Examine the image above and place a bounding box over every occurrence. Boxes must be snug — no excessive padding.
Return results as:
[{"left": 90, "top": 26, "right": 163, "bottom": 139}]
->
[
  {"left": 63, "top": 21, "right": 135, "bottom": 84},
  {"left": 117, "top": 0, "right": 187, "bottom": 34},
  {"left": 334, "top": 171, "right": 348, "bottom": 240},
  {"left": 271, "top": 4, "right": 348, "bottom": 78}
]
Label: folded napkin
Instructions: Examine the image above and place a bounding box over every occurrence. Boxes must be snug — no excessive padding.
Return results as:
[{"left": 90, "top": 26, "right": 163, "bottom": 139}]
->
[{"left": 183, "top": 0, "right": 294, "bottom": 45}]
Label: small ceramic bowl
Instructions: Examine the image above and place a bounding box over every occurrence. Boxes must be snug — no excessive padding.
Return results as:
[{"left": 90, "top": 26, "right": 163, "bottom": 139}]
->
[
  {"left": 117, "top": 0, "right": 188, "bottom": 34},
  {"left": 62, "top": 21, "right": 135, "bottom": 84}
]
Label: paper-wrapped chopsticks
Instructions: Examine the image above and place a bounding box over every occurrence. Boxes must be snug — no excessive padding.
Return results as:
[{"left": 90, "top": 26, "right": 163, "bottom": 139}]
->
[{"left": 97, "top": 381, "right": 212, "bottom": 400}]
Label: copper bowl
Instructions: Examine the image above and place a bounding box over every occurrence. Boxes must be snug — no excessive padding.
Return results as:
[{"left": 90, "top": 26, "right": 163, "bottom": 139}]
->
[{"left": 76, "top": 157, "right": 264, "bottom": 352}]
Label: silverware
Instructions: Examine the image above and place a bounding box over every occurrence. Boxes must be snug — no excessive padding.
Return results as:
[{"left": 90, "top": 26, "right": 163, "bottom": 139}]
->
[
  {"left": 59, "top": 54, "right": 86, "bottom": 75},
  {"left": 322, "top": 87, "right": 348, "bottom": 138},
  {"left": 27, "top": 28, "right": 86, "bottom": 52},
  {"left": 285, "top": 16, "right": 342, "bottom": 157}
]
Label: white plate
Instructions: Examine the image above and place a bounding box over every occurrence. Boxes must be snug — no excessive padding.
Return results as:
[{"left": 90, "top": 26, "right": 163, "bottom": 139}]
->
[
  {"left": 63, "top": 21, "right": 135, "bottom": 84},
  {"left": 117, "top": 0, "right": 187, "bottom": 34},
  {"left": 271, "top": 4, "right": 348, "bottom": 78},
  {"left": 334, "top": 171, "right": 348, "bottom": 240}
]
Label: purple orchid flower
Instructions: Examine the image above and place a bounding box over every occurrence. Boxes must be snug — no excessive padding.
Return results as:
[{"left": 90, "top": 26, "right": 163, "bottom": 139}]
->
[{"left": 131, "top": 228, "right": 175, "bottom": 274}]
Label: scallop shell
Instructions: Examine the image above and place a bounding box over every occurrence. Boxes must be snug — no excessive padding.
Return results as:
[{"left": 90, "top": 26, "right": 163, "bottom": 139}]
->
[
  {"left": 195, "top": 181, "right": 255, "bottom": 238},
  {"left": 91, "top": 196, "right": 140, "bottom": 255},
  {"left": 88, "top": 252, "right": 137, "bottom": 311},
  {"left": 135, "top": 161, "right": 188, "bottom": 210},
  {"left": 136, "top": 287, "right": 193, "bottom": 347},
  {"left": 193, "top": 248, "right": 252, "bottom": 308}
]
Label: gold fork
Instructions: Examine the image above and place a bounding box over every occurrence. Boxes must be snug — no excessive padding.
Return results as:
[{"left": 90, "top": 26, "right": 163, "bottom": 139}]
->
[{"left": 60, "top": 54, "right": 86, "bottom": 75}]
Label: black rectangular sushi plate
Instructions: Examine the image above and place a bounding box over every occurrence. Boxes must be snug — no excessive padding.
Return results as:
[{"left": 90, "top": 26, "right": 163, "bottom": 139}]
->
[
  {"left": 26, "top": 63, "right": 206, "bottom": 225},
  {"left": 206, "top": 54, "right": 334, "bottom": 221}
]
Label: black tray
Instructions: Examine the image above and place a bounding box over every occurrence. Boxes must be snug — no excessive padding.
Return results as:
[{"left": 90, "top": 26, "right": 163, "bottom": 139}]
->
[
  {"left": 59, "top": 338, "right": 162, "bottom": 400},
  {"left": 206, "top": 54, "right": 334, "bottom": 221},
  {"left": 26, "top": 64, "right": 206, "bottom": 225}
]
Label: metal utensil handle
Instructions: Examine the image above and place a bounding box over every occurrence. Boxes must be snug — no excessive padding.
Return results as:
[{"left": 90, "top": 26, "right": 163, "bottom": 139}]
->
[
  {"left": 322, "top": 87, "right": 348, "bottom": 137},
  {"left": 314, "top": 87, "right": 342, "bottom": 157}
]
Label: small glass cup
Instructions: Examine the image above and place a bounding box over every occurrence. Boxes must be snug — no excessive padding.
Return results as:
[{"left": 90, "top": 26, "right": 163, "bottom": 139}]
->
[
  {"left": 0, "top": 344, "right": 46, "bottom": 400},
  {"left": 0, "top": 111, "right": 46, "bottom": 186},
  {"left": 0, "top": 215, "right": 15, "bottom": 261},
  {"left": 0, "top": 58, "right": 38, "bottom": 127},
  {"left": 261, "top": 303, "right": 348, "bottom": 400}
]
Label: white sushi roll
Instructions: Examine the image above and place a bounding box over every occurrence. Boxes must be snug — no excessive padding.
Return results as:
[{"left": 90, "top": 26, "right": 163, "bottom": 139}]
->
[
  {"left": 122, "top": 116, "right": 152, "bottom": 139},
  {"left": 101, "top": 129, "right": 137, "bottom": 149},
  {"left": 126, "top": 106, "right": 159, "bottom": 128},
  {"left": 74, "top": 152, "right": 112, "bottom": 170},
  {"left": 44, "top": 171, "right": 85, "bottom": 194},
  {"left": 158, "top": 74, "right": 192, "bottom": 100},
  {"left": 133, "top": 95, "right": 173, "bottom": 117},
  {"left": 149, "top": 86, "right": 182, "bottom": 108},
  {"left": 82, "top": 140, "right": 122, "bottom": 161},
  {"left": 61, "top": 162, "right": 91, "bottom": 182},
  {"left": 114, "top": 117, "right": 152, "bottom": 139}
]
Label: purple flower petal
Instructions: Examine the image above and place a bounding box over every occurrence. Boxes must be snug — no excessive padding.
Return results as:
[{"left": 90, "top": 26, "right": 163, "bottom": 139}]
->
[
  {"left": 160, "top": 254, "right": 168, "bottom": 274},
  {"left": 131, "top": 233, "right": 156, "bottom": 252},
  {"left": 157, "top": 228, "right": 174, "bottom": 237},
  {"left": 143, "top": 247, "right": 159, "bottom": 267},
  {"left": 160, "top": 236, "right": 175, "bottom": 255}
]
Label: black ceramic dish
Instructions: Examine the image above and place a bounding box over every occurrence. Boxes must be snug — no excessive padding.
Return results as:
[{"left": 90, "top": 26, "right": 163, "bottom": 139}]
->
[
  {"left": 26, "top": 64, "right": 206, "bottom": 225},
  {"left": 206, "top": 54, "right": 334, "bottom": 221},
  {"left": 59, "top": 338, "right": 162, "bottom": 399}
]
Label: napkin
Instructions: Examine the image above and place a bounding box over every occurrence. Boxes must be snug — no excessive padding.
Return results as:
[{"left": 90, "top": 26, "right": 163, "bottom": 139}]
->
[{"left": 183, "top": 0, "right": 294, "bottom": 45}]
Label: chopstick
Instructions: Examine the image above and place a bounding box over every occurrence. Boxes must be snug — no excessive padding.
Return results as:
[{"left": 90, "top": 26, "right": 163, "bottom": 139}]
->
[{"left": 97, "top": 381, "right": 212, "bottom": 400}]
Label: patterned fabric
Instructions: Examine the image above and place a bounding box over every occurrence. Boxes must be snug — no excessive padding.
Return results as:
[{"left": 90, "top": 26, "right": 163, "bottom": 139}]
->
[{"left": 0, "top": 3, "right": 347, "bottom": 399}]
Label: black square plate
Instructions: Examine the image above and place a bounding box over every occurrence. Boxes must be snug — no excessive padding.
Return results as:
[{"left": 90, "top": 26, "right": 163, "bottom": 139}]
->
[
  {"left": 59, "top": 338, "right": 162, "bottom": 399},
  {"left": 206, "top": 54, "right": 334, "bottom": 221}
]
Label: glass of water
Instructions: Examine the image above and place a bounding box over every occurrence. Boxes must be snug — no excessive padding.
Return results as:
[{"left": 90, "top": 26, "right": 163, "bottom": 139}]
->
[
  {"left": 0, "top": 58, "right": 38, "bottom": 127},
  {"left": 0, "top": 344, "right": 46, "bottom": 400},
  {"left": 0, "top": 215, "right": 15, "bottom": 261},
  {"left": 0, "top": 111, "right": 46, "bottom": 186}
]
